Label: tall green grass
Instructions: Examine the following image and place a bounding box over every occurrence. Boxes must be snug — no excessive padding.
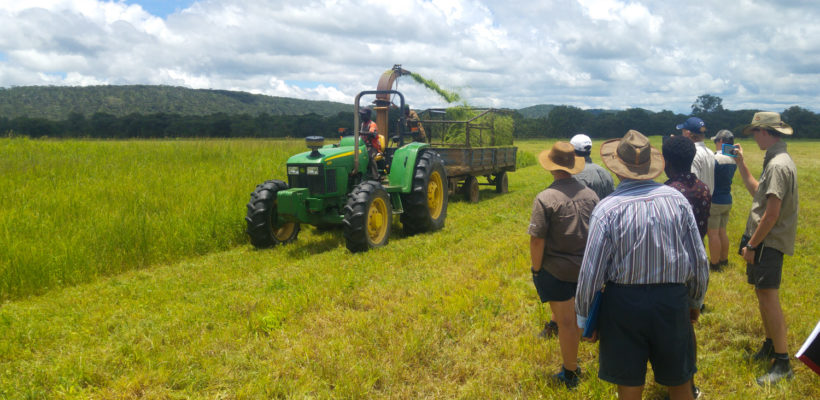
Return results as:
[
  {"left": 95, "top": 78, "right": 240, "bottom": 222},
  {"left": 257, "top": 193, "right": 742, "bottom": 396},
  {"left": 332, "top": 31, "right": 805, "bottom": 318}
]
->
[{"left": 0, "top": 138, "right": 304, "bottom": 300}]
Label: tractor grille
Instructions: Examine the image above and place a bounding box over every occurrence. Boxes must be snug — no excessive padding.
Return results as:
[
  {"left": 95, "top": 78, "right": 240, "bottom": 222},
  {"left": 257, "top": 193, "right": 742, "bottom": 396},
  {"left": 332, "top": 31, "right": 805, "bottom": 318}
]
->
[{"left": 288, "top": 164, "right": 331, "bottom": 195}]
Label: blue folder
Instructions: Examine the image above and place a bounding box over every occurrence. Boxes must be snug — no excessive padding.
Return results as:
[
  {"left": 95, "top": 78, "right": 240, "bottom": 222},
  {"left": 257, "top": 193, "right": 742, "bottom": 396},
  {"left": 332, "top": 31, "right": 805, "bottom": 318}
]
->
[{"left": 582, "top": 289, "right": 603, "bottom": 338}]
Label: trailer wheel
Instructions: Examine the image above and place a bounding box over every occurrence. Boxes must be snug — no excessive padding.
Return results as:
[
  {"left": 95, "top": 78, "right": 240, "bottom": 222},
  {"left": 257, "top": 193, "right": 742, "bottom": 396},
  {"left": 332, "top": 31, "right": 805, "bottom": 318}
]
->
[
  {"left": 461, "top": 175, "right": 479, "bottom": 203},
  {"left": 245, "top": 180, "right": 300, "bottom": 248},
  {"left": 401, "top": 150, "right": 448, "bottom": 235},
  {"left": 495, "top": 171, "right": 508, "bottom": 194},
  {"left": 344, "top": 180, "right": 392, "bottom": 252}
]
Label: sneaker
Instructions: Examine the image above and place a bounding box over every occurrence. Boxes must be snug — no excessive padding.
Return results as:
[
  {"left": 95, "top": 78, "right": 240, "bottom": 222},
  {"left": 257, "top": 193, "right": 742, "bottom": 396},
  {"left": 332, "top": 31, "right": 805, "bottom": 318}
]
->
[
  {"left": 538, "top": 320, "right": 559, "bottom": 339},
  {"left": 710, "top": 262, "right": 723, "bottom": 272},
  {"left": 551, "top": 366, "right": 581, "bottom": 389},
  {"left": 719, "top": 259, "right": 729, "bottom": 267},
  {"left": 746, "top": 338, "right": 774, "bottom": 362},
  {"left": 756, "top": 358, "right": 794, "bottom": 386}
]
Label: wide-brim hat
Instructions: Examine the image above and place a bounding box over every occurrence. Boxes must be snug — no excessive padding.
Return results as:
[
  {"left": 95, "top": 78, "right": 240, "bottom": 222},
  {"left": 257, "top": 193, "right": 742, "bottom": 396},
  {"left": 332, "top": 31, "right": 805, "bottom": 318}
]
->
[
  {"left": 600, "top": 130, "right": 665, "bottom": 180},
  {"left": 742, "top": 111, "right": 793, "bottom": 135},
  {"left": 538, "top": 141, "right": 585, "bottom": 174}
]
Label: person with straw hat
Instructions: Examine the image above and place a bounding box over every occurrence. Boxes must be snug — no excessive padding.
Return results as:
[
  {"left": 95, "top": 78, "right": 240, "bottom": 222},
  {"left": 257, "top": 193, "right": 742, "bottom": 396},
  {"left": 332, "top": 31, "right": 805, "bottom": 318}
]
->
[
  {"left": 734, "top": 111, "right": 798, "bottom": 386},
  {"left": 575, "top": 130, "right": 709, "bottom": 400},
  {"left": 528, "top": 141, "right": 599, "bottom": 389}
]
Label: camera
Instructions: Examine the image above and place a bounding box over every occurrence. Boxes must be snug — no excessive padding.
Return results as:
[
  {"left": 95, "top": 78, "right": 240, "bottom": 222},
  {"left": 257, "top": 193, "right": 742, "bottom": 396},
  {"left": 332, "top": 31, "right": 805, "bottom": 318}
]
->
[{"left": 721, "top": 143, "right": 738, "bottom": 157}]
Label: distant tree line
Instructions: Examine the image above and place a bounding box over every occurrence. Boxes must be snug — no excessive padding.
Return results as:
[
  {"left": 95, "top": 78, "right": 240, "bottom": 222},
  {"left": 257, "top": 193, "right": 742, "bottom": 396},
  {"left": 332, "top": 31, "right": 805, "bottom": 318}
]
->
[
  {"left": 1, "top": 111, "right": 357, "bottom": 139},
  {"left": 3, "top": 94, "right": 820, "bottom": 139},
  {"left": 513, "top": 95, "right": 820, "bottom": 139}
]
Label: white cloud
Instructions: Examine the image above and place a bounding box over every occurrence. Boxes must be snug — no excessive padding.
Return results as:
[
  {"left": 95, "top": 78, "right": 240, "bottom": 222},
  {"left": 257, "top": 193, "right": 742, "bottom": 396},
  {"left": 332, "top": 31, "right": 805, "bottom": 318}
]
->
[{"left": 0, "top": 0, "right": 820, "bottom": 113}]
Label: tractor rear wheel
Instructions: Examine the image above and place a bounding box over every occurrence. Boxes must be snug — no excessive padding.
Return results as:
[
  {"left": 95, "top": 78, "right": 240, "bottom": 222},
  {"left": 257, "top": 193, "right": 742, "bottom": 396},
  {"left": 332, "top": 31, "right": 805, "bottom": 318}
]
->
[
  {"left": 245, "top": 180, "right": 300, "bottom": 248},
  {"left": 400, "top": 150, "right": 448, "bottom": 235},
  {"left": 343, "top": 180, "right": 392, "bottom": 252}
]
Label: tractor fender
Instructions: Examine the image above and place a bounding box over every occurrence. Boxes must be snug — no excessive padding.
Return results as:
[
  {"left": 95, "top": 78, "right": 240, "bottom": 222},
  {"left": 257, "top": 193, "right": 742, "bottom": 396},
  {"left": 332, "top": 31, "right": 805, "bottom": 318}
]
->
[{"left": 387, "top": 142, "right": 431, "bottom": 193}]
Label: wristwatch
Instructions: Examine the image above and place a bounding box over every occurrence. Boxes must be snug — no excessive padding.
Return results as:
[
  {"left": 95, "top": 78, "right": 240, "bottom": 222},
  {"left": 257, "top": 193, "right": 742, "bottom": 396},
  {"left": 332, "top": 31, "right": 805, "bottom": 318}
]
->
[{"left": 745, "top": 243, "right": 757, "bottom": 251}]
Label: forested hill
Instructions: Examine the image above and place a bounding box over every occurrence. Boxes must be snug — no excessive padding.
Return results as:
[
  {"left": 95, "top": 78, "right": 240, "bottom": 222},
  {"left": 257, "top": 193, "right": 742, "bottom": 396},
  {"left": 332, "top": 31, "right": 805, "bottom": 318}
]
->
[
  {"left": 516, "top": 104, "right": 556, "bottom": 119},
  {"left": 0, "top": 85, "right": 352, "bottom": 120}
]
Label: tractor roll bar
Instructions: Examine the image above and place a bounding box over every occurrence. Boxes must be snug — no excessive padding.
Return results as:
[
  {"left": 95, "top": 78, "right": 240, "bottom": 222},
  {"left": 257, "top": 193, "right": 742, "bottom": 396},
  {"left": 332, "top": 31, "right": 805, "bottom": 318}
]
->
[{"left": 352, "top": 90, "right": 405, "bottom": 176}]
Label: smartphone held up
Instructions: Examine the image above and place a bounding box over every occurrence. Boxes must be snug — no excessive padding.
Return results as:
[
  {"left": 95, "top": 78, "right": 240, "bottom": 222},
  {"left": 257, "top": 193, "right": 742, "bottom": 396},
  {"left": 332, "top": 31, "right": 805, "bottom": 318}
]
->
[{"left": 721, "top": 143, "right": 739, "bottom": 157}]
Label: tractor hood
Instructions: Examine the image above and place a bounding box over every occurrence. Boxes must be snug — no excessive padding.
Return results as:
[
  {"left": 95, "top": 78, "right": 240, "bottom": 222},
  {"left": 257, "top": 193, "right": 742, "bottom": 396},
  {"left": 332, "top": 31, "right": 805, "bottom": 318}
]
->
[{"left": 286, "top": 141, "right": 368, "bottom": 169}]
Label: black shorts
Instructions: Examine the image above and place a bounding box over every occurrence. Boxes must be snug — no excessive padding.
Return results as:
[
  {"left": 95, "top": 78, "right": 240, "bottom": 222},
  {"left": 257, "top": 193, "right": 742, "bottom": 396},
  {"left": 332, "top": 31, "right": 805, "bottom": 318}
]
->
[
  {"left": 746, "top": 247, "right": 784, "bottom": 289},
  {"left": 532, "top": 269, "right": 577, "bottom": 302},
  {"left": 598, "top": 283, "right": 696, "bottom": 387}
]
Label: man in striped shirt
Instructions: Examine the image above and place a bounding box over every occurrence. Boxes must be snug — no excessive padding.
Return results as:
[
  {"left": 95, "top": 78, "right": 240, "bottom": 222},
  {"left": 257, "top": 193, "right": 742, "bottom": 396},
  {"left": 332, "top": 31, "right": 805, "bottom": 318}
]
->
[{"left": 576, "top": 130, "right": 709, "bottom": 400}]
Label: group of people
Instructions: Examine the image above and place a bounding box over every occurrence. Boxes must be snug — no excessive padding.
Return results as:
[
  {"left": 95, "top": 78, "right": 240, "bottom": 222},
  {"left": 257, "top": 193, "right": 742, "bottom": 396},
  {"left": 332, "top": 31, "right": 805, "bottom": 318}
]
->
[{"left": 528, "top": 111, "right": 799, "bottom": 399}]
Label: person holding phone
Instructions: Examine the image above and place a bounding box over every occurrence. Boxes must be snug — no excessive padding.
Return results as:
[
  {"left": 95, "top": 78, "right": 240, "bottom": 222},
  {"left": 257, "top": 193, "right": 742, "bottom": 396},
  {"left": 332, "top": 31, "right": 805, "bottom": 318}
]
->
[
  {"left": 708, "top": 130, "right": 738, "bottom": 271},
  {"left": 735, "top": 112, "right": 799, "bottom": 386}
]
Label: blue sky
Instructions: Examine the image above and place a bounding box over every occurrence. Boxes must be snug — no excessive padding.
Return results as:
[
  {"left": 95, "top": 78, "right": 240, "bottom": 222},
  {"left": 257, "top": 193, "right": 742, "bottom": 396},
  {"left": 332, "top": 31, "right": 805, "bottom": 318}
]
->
[
  {"left": 124, "top": 0, "right": 195, "bottom": 18},
  {"left": 1, "top": 1, "right": 820, "bottom": 114}
]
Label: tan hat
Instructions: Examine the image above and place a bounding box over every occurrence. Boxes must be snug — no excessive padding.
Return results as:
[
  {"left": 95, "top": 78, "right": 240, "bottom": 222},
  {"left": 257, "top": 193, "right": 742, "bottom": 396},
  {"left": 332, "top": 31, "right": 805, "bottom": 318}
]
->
[
  {"left": 742, "top": 111, "right": 793, "bottom": 135},
  {"left": 600, "top": 130, "right": 665, "bottom": 180},
  {"left": 538, "top": 141, "right": 585, "bottom": 174}
]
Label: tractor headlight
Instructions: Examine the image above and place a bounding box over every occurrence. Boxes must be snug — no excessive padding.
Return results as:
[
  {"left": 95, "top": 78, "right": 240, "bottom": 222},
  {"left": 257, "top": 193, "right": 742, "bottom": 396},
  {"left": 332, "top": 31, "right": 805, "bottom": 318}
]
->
[
  {"left": 287, "top": 166, "right": 299, "bottom": 175},
  {"left": 306, "top": 166, "right": 319, "bottom": 176}
]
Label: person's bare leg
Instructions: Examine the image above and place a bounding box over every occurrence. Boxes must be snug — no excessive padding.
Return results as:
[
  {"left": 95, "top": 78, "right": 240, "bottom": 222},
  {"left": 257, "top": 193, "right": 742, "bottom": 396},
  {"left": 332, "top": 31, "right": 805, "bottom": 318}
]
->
[
  {"left": 617, "top": 385, "right": 644, "bottom": 400},
  {"left": 668, "top": 380, "right": 695, "bottom": 400},
  {"left": 756, "top": 288, "right": 788, "bottom": 353},
  {"left": 718, "top": 227, "right": 730, "bottom": 261},
  {"left": 549, "top": 298, "right": 580, "bottom": 371},
  {"left": 755, "top": 289, "right": 773, "bottom": 340},
  {"left": 707, "top": 229, "right": 721, "bottom": 265}
]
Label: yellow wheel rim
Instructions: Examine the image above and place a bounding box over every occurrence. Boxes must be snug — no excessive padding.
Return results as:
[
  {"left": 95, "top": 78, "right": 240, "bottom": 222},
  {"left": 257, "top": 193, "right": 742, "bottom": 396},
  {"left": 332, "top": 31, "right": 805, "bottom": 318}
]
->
[
  {"left": 273, "top": 222, "right": 296, "bottom": 241},
  {"left": 427, "top": 171, "right": 444, "bottom": 219},
  {"left": 367, "top": 197, "right": 389, "bottom": 244}
]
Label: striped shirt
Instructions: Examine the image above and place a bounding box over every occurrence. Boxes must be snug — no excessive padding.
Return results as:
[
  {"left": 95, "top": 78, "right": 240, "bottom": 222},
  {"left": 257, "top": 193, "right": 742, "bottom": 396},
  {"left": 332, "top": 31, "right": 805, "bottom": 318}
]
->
[{"left": 575, "top": 179, "right": 709, "bottom": 328}]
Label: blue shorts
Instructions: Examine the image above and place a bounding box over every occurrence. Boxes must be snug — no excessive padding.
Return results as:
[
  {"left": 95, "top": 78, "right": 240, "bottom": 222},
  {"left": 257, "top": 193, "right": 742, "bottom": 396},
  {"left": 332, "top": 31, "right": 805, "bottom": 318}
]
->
[{"left": 598, "top": 283, "right": 696, "bottom": 387}]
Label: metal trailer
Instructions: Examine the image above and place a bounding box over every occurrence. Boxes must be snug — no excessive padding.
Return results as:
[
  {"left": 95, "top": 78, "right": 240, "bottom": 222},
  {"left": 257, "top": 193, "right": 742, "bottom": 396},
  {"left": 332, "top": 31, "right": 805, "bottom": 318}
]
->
[{"left": 417, "top": 108, "right": 517, "bottom": 202}]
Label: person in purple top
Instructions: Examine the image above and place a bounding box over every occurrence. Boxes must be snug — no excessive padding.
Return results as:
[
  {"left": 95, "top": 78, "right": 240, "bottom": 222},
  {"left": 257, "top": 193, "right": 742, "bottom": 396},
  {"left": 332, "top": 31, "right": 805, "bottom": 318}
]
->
[
  {"left": 663, "top": 135, "right": 712, "bottom": 239},
  {"left": 661, "top": 135, "right": 711, "bottom": 398}
]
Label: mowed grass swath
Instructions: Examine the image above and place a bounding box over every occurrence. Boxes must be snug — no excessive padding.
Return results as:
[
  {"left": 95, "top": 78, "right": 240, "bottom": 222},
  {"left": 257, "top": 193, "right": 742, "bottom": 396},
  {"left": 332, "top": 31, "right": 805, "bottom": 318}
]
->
[
  {"left": 0, "top": 137, "right": 818, "bottom": 398},
  {"left": 0, "top": 138, "right": 304, "bottom": 300}
]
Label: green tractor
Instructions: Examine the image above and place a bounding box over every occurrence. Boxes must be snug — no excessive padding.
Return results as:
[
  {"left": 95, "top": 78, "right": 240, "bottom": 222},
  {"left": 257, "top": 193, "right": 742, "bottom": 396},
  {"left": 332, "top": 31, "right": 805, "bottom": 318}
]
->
[{"left": 245, "top": 89, "right": 448, "bottom": 252}]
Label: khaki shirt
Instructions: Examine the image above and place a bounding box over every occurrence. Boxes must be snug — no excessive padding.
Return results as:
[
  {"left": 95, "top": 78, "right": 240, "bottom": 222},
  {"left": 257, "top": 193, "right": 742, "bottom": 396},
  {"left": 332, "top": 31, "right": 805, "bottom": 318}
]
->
[
  {"left": 528, "top": 178, "right": 599, "bottom": 282},
  {"left": 744, "top": 140, "right": 798, "bottom": 255}
]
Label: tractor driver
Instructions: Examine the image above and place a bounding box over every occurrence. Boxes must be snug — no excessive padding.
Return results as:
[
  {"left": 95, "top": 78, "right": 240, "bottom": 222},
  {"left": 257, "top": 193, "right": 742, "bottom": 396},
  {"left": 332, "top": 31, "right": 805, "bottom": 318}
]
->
[
  {"left": 359, "top": 108, "right": 381, "bottom": 153},
  {"left": 359, "top": 107, "right": 386, "bottom": 176}
]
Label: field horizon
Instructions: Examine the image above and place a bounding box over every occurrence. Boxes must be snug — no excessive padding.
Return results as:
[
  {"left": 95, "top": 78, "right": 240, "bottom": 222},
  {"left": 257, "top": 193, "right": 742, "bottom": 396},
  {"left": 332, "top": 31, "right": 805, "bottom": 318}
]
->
[{"left": 1, "top": 137, "right": 818, "bottom": 398}]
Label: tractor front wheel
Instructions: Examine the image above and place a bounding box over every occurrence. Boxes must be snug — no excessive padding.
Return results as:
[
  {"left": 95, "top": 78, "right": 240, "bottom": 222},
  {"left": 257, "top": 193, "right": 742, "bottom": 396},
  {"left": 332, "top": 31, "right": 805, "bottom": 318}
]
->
[
  {"left": 245, "top": 180, "right": 300, "bottom": 248},
  {"left": 343, "top": 180, "right": 392, "bottom": 252}
]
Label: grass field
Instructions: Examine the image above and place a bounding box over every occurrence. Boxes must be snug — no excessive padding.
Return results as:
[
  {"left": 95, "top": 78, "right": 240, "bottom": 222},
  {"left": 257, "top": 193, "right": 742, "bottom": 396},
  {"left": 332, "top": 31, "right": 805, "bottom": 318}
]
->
[{"left": 0, "top": 137, "right": 818, "bottom": 398}]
